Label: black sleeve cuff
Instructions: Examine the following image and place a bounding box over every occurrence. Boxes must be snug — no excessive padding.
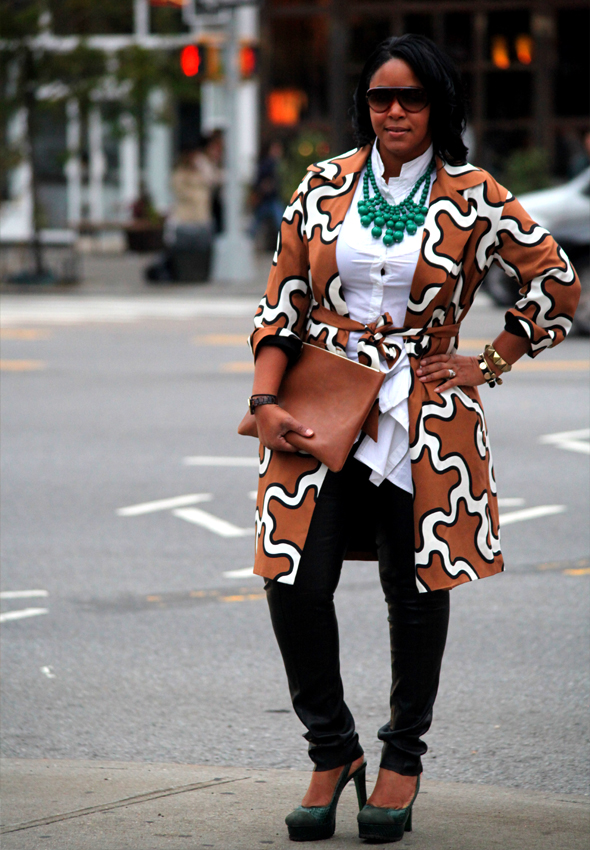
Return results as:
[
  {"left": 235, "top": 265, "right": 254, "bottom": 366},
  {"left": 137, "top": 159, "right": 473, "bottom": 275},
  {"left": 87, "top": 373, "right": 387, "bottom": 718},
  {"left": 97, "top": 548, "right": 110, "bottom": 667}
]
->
[
  {"left": 504, "top": 312, "right": 530, "bottom": 338},
  {"left": 256, "top": 334, "right": 302, "bottom": 364}
]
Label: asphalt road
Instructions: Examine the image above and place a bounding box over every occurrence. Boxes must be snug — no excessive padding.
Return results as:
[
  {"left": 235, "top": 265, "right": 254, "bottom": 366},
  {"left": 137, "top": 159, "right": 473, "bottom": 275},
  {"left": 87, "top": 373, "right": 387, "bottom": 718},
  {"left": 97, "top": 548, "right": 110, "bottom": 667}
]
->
[{"left": 1, "top": 290, "right": 588, "bottom": 796}]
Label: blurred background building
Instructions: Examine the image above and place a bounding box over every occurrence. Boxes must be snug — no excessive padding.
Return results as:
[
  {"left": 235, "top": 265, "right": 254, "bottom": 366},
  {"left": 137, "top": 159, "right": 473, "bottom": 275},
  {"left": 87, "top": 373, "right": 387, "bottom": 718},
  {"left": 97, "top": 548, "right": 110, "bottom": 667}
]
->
[
  {"left": 1, "top": 0, "right": 588, "bottom": 251},
  {"left": 262, "top": 0, "right": 589, "bottom": 197}
]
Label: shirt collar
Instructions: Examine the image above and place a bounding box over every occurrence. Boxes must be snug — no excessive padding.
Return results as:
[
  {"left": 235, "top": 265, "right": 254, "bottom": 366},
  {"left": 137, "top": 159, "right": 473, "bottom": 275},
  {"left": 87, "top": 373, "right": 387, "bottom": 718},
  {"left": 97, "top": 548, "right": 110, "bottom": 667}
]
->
[{"left": 371, "top": 142, "right": 434, "bottom": 196}]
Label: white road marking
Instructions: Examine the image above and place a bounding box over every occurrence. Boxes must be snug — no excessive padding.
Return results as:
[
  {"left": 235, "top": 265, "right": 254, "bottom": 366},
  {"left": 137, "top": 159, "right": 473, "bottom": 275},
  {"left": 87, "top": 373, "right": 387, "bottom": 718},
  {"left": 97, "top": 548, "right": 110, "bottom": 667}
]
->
[
  {"left": 539, "top": 428, "right": 590, "bottom": 455},
  {"left": 183, "top": 456, "right": 259, "bottom": 467},
  {"left": 117, "top": 493, "right": 212, "bottom": 516},
  {"left": 0, "top": 589, "right": 48, "bottom": 599},
  {"left": 0, "top": 296, "right": 259, "bottom": 326},
  {"left": 223, "top": 567, "right": 256, "bottom": 579},
  {"left": 0, "top": 608, "right": 48, "bottom": 623},
  {"left": 499, "top": 505, "right": 566, "bottom": 526},
  {"left": 173, "top": 507, "right": 254, "bottom": 537},
  {"left": 40, "top": 666, "right": 56, "bottom": 678},
  {"left": 497, "top": 498, "right": 525, "bottom": 508}
]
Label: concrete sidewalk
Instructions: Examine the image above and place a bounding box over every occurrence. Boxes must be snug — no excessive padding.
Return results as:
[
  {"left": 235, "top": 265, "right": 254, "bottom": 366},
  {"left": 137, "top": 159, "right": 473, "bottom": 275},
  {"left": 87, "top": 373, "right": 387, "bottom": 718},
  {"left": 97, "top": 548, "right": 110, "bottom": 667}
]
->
[
  {"left": 1, "top": 251, "right": 271, "bottom": 298},
  {"left": 1, "top": 759, "right": 587, "bottom": 850}
]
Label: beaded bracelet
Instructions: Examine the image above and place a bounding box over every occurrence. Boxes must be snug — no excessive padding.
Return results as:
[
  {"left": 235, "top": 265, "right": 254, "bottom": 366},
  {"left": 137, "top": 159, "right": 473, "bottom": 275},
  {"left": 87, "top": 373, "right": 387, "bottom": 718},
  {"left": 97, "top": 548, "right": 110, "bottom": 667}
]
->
[{"left": 477, "top": 354, "right": 502, "bottom": 388}]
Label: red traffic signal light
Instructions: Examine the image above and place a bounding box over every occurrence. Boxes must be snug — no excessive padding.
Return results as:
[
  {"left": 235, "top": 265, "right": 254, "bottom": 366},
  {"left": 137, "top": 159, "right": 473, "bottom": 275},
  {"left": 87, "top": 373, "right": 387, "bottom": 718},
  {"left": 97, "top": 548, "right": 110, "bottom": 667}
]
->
[
  {"left": 240, "top": 44, "right": 259, "bottom": 79},
  {"left": 180, "top": 44, "right": 204, "bottom": 77}
]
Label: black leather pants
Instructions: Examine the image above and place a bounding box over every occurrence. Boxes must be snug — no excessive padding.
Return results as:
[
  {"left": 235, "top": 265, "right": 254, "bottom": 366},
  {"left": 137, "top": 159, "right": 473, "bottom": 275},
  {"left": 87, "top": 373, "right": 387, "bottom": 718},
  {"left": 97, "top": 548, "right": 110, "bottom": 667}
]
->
[{"left": 265, "top": 456, "right": 450, "bottom": 775}]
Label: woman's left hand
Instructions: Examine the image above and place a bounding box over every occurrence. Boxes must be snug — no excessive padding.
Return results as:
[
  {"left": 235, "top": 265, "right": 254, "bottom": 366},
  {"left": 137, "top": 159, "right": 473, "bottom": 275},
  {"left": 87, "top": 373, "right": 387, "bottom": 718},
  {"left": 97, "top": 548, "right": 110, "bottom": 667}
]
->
[{"left": 416, "top": 352, "right": 486, "bottom": 393}]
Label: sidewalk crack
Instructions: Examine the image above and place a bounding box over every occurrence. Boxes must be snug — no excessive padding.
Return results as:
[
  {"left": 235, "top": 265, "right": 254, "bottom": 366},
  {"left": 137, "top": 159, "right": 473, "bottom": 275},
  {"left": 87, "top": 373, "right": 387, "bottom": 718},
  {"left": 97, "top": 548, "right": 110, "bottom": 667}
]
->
[{"left": 0, "top": 775, "right": 250, "bottom": 834}]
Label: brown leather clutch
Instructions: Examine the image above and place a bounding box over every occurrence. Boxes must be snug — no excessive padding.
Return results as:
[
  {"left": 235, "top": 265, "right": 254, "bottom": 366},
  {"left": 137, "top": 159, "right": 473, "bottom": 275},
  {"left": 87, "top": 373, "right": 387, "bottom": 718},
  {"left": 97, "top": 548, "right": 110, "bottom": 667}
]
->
[{"left": 237, "top": 342, "right": 385, "bottom": 472}]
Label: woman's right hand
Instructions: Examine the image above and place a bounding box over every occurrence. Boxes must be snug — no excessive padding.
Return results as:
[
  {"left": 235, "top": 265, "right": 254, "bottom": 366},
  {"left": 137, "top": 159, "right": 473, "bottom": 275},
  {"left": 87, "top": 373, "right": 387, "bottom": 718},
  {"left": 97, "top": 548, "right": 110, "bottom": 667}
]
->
[{"left": 254, "top": 404, "right": 314, "bottom": 453}]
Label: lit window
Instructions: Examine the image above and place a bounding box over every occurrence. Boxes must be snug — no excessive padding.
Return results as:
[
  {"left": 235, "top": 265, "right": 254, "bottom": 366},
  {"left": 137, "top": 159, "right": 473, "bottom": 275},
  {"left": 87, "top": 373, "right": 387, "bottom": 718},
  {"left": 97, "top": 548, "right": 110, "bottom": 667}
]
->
[
  {"left": 515, "top": 34, "right": 534, "bottom": 65},
  {"left": 491, "top": 35, "right": 510, "bottom": 69},
  {"left": 267, "top": 90, "right": 308, "bottom": 126}
]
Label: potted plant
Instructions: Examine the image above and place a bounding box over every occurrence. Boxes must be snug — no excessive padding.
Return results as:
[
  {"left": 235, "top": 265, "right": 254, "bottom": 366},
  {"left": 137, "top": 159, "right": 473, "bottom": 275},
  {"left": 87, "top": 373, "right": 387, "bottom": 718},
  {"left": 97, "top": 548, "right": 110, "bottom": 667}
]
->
[{"left": 125, "top": 184, "right": 165, "bottom": 252}]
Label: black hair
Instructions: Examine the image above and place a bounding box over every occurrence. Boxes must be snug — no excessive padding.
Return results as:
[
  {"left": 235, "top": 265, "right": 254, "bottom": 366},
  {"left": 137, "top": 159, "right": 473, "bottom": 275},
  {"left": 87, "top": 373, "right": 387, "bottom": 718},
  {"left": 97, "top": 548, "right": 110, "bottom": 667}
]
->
[{"left": 352, "top": 34, "right": 468, "bottom": 165}]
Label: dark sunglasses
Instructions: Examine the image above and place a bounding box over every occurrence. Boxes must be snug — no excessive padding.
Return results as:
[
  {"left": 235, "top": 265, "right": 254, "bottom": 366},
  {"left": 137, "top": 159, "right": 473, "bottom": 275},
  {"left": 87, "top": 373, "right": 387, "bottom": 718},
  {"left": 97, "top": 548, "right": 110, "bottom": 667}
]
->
[{"left": 366, "top": 87, "right": 429, "bottom": 114}]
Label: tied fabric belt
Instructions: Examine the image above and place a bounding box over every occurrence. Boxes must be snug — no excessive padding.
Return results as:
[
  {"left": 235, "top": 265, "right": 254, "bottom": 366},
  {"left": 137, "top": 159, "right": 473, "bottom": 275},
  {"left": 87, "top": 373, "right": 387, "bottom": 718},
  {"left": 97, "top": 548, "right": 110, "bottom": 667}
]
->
[{"left": 311, "top": 305, "right": 460, "bottom": 369}]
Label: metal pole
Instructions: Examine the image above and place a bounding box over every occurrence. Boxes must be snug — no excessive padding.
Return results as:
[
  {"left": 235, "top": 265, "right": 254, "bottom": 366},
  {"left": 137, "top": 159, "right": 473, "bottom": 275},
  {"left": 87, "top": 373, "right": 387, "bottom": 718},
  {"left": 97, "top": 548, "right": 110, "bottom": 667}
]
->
[
  {"left": 225, "top": 7, "right": 240, "bottom": 251},
  {"left": 134, "top": 0, "right": 150, "bottom": 39},
  {"left": 328, "top": 0, "right": 348, "bottom": 156},
  {"left": 532, "top": 3, "right": 555, "bottom": 164},
  {"left": 473, "top": 12, "right": 486, "bottom": 166},
  {"left": 212, "top": 4, "right": 256, "bottom": 282}
]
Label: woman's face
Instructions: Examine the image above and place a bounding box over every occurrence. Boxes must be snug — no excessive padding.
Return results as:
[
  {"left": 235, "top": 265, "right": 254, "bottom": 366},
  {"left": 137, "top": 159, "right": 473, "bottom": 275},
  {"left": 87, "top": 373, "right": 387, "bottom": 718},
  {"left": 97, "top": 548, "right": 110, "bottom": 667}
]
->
[{"left": 368, "top": 58, "right": 432, "bottom": 165}]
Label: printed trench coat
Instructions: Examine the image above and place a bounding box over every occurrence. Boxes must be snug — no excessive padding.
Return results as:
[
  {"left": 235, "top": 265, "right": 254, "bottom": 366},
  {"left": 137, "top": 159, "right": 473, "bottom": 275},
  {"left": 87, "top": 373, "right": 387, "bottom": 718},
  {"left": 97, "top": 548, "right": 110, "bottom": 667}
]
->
[{"left": 248, "top": 146, "right": 580, "bottom": 592}]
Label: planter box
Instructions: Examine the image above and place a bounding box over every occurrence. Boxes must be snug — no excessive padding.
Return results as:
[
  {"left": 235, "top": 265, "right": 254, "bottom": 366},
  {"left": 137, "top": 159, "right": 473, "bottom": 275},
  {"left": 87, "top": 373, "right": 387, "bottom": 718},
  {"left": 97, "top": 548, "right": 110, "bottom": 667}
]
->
[{"left": 125, "top": 223, "right": 164, "bottom": 253}]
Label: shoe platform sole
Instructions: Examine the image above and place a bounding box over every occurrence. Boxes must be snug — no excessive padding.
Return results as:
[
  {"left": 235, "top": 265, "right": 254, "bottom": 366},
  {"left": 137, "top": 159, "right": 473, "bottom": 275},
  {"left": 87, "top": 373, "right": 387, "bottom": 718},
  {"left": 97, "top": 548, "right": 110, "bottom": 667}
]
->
[
  {"left": 287, "top": 823, "right": 335, "bottom": 841},
  {"left": 358, "top": 823, "right": 405, "bottom": 842}
]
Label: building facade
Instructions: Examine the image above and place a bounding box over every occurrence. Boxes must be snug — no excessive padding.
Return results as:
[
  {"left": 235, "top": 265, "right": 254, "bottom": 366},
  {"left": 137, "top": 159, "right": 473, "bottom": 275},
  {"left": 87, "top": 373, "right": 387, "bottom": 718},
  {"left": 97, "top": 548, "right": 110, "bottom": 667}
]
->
[{"left": 260, "top": 0, "right": 589, "bottom": 179}]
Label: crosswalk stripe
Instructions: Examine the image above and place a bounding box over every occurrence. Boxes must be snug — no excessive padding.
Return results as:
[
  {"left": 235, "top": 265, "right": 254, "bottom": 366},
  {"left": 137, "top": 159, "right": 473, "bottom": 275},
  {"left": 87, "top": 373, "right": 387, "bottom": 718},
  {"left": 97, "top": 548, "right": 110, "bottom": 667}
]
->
[
  {"left": 117, "top": 494, "right": 212, "bottom": 516},
  {"left": 183, "top": 456, "right": 258, "bottom": 467},
  {"left": 173, "top": 507, "right": 253, "bottom": 537},
  {"left": 0, "top": 608, "right": 48, "bottom": 623},
  {"left": 499, "top": 505, "right": 566, "bottom": 526}
]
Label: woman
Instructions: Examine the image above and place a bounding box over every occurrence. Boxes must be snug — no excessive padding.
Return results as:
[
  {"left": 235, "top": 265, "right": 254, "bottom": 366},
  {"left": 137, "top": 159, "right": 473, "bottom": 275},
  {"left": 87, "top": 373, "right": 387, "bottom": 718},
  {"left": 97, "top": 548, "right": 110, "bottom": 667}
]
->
[{"left": 246, "top": 35, "right": 580, "bottom": 843}]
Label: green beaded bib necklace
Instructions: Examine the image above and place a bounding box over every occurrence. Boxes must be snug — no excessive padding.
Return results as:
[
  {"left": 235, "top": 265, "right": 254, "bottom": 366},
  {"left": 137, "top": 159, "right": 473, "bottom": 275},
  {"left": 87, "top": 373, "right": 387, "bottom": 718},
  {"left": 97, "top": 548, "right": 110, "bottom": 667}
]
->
[{"left": 358, "top": 157, "right": 435, "bottom": 246}]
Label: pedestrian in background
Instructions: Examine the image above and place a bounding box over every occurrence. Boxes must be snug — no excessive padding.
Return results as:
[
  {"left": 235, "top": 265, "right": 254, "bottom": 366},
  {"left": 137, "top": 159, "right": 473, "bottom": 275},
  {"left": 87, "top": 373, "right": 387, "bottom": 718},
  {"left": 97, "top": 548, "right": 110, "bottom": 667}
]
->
[
  {"left": 245, "top": 34, "right": 581, "bottom": 844},
  {"left": 203, "top": 130, "right": 224, "bottom": 235},
  {"left": 250, "top": 140, "right": 284, "bottom": 247},
  {"left": 146, "top": 136, "right": 223, "bottom": 283}
]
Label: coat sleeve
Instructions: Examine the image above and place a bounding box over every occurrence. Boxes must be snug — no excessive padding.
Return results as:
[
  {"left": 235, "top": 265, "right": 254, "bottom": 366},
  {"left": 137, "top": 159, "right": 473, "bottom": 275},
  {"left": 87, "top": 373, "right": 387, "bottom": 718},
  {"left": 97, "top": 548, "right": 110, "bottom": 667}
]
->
[
  {"left": 249, "top": 174, "right": 312, "bottom": 360},
  {"left": 493, "top": 193, "right": 581, "bottom": 357}
]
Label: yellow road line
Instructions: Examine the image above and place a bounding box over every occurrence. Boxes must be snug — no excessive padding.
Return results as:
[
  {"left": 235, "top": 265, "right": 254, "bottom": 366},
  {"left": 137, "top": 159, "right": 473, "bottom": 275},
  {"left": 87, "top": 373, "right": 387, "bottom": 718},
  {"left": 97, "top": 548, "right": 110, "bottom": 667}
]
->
[
  {"left": 0, "top": 328, "right": 51, "bottom": 340},
  {"left": 513, "top": 360, "right": 589, "bottom": 371},
  {"left": 220, "top": 593, "right": 266, "bottom": 602},
  {"left": 144, "top": 587, "right": 266, "bottom": 606},
  {"left": 221, "top": 361, "right": 255, "bottom": 373},
  {"left": 0, "top": 360, "right": 46, "bottom": 371},
  {"left": 458, "top": 338, "right": 489, "bottom": 350},
  {"left": 194, "top": 334, "right": 248, "bottom": 346},
  {"left": 537, "top": 558, "right": 589, "bottom": 572},
  {"left": 563, "top": 568, "right": 590, "bottom": 576}
]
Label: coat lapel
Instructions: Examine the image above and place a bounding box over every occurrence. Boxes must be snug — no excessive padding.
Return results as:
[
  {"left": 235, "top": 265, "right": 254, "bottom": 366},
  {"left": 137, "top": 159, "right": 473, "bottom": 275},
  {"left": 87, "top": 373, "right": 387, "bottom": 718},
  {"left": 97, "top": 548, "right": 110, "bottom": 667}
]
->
[
  {"left": 306, "top": 147, "right": 370, "bottom": 311},
  {"left": 405, "top": 158, "right": 486, "bottom": 326}
]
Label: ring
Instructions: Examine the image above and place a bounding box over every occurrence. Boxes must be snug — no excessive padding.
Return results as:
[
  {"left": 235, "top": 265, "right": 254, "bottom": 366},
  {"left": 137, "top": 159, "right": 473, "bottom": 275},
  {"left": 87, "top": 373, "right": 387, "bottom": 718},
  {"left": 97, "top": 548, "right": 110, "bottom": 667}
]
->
[{"left": 448, "top": 368, "right": 456, "bottom": 378}]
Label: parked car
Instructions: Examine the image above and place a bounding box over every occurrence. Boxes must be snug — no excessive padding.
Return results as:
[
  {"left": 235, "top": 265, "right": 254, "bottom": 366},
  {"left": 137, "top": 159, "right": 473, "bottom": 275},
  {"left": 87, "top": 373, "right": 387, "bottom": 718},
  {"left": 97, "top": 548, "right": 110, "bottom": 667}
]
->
[{"left": 483, "top": 167, "right": 590, "bottom": 335}]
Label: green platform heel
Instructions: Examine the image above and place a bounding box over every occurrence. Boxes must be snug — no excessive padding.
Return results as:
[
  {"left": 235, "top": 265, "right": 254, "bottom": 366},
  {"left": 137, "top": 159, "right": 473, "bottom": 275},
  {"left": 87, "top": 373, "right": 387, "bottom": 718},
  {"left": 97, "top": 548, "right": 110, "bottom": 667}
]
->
[
  {"left": 285, "top": 760, "right": 367, "bottom": 842},
  {"left": 357, "top": 775, "right": 420, "bottom": 843}
]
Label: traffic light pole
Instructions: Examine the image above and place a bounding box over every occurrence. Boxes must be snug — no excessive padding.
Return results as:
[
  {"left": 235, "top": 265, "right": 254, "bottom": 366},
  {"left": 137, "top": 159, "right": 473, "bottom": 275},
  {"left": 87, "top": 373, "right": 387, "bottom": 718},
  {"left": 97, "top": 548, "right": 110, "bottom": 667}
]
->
[{"left": 211, "top": 6, "right": 256, "bottom": 282}]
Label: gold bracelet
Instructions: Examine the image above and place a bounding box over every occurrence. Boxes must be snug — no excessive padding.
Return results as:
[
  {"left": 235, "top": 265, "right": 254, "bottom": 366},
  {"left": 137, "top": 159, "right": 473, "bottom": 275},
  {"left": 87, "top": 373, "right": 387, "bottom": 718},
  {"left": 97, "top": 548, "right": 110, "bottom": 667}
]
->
[
  {"left": 483, "top": 343, "right": 512, "bottom": 373},
  {"left": 477, "top": 354, "right": 502, "bottom": 388}
]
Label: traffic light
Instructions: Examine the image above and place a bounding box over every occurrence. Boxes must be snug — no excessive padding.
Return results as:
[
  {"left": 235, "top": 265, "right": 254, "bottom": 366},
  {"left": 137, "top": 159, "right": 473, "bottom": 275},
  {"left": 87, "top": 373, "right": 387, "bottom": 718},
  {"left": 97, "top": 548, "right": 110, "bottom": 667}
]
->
[
  {"left": 180, "top": 43, "right": 222, "bottom": 80},
  {"left": 240, "top": 42, "right": 259, "bottom": 79},
  {"left": 180, "top": 44, "right": 205, "bottom": 77}
]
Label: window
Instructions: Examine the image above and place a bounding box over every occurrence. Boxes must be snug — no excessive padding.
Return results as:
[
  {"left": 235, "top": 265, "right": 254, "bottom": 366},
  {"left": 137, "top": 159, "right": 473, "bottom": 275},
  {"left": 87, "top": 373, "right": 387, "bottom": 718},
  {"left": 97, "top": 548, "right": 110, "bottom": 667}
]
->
[{"left": 555, "top": 8, "right": 590, "bottom": 117}]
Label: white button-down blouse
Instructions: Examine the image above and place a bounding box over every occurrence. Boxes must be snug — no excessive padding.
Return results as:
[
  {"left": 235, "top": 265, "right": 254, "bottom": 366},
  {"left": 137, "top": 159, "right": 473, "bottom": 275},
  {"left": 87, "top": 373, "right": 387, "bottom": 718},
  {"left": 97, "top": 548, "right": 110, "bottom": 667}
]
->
[{"left": 336, "top": 142, "right": 436, "bottom": 494}]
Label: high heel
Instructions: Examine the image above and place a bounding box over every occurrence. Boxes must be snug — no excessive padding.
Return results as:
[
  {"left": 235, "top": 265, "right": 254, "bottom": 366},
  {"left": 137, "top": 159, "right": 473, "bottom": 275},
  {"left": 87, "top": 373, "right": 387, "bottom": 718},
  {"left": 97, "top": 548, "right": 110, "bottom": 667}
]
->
[
  {"left": 285, "top": 760, "right": 367, "bottom": 842},
  {"left": 357, "top": 775, "right": 419, "bottom": 843}
]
